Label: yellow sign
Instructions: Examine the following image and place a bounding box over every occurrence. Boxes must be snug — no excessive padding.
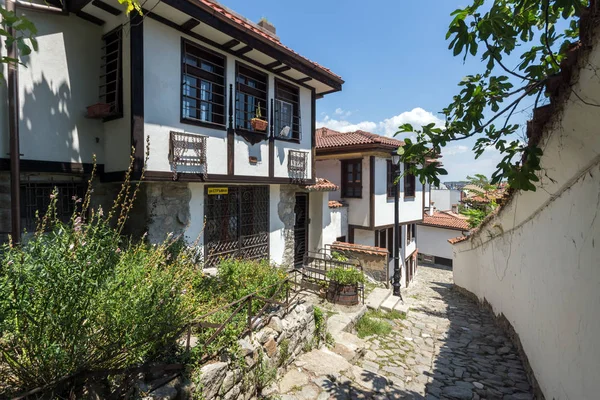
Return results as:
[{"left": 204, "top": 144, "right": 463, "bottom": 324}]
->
[{"left": 208, "top": 187, "right": 228, "bottom": 195}]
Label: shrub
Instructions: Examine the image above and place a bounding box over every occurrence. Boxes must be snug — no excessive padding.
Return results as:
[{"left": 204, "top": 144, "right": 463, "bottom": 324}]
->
[
  {"left": 326, "top": 267, "right": 365, "bottom": 286},
  {"left": 356, "top": 311, "right": 393, "bottom": 338},
  {"left": 0, "top": 151, "right": 199, "bottom": 395}
]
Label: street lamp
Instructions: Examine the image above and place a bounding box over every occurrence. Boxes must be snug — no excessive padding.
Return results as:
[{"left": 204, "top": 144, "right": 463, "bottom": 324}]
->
[{"left": 391, "top": 150, "right": 401, "bottom": 297}]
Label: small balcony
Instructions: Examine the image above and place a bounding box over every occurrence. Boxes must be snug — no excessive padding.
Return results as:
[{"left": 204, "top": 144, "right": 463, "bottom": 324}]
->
[
  {"left": 168, "top": 131, "right": 208, "bottom": 180},
  {"left": 288, "top": 150, "right": 308, "bottom": 183}
]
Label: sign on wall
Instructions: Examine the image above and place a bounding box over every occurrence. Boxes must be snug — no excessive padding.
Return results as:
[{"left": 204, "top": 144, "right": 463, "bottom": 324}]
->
[{"left": 208, "top": 187, "right": 229, "bottom": 195}]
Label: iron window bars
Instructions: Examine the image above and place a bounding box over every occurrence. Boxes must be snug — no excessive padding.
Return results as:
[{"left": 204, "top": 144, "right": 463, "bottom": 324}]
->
[
  {"left": 275, "top": 79, "right": 301, "bottom": 140},
  {"left": 99, "top": 27, "right": 123, "bottom": 118},
  {"left": 404, "top": 162, "right": 416, "bottom": 197},
  {"left": 182, "top": 40, "right": 226, "bottom": 126},
  {"left": 169, "top": 131, "right": 208, "bottom": 180},
  {"left": 20, "top": 182, "right": 86, "bottom": 233},
  {"left": 235, "top": 63, "right": 268, "bottom": 132},
  {"left": 288, "top": 150, "right": 308, "bottom": 182}
]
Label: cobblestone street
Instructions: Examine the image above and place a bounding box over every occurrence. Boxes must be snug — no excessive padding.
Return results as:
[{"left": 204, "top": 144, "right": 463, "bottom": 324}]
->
[{"left": 275, "top": 264, "right": 535, "bottom": 399}]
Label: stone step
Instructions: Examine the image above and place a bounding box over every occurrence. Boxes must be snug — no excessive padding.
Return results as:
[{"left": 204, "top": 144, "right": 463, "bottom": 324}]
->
[
  {"left": 380, "top": 295, "right": 402, "bottom": 312},
  {"left": 365, "top": 288, "right": 392, "bottom": 310},
  {"left": 331, "top": 331, "right": 368, "bottom": 363},
  {"left": 393, "top": 302, "right": 410, "bottom": 316}
]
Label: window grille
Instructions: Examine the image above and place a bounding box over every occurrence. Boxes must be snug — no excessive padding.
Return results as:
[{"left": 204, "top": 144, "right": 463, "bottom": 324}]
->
[
  {"left": 288, "top": 150, "right": 308, "bottom": 182},
  {"left": 275, "top": 80, "right": 301, "bottom": 139},
  {"left": 169, "top": 131, "right": 208, "bottom": 180},
  {"left": 236, "top": 63, "right": 268, "bottom": 132},
  {"left": 20, "top": 182, "right": 86, "bottom": 232},
  {"left": 99, "top": 27, "right": 123, "bottom": 117}
]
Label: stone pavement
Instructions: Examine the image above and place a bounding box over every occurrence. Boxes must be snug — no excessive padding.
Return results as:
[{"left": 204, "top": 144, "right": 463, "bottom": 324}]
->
[{"left": 271, "top": 264, "right": 535, "bottom": 400}]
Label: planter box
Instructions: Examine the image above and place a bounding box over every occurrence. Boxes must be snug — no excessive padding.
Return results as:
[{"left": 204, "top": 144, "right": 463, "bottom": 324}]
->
[
  {"left": 87, "top": 103, "right": 112, "bottom": 118},
  {"left": 326, "top": 282, "right": 359, "bottom": 306},
  {"left": 250, "top": 118, "right": 268, "bottom": 132}
]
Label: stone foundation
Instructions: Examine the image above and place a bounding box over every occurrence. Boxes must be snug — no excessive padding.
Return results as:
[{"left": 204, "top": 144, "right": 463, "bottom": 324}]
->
[{"left": 146, "top": 182, "right": 191, "bottom": 243}]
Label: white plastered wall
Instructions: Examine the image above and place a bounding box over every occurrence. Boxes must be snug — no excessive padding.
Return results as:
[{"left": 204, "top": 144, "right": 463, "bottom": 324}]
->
[
  {"left": 417, "top": 225, "right": 463, "bottom": 260},
  {"left": 431, "top": 189, "right": 462, "bottom": 211},
  {"left": 453, "top": 28, "right": 600, "bottom": 400}
]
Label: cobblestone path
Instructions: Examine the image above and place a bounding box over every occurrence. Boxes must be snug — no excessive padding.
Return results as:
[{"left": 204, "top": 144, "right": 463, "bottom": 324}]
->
[{"left": 275, "top": 264, "right": 535, "bottom": 399}]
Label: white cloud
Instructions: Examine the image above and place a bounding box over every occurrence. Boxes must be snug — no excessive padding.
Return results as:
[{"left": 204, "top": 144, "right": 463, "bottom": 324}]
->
[
  {"left": 317, "top": 107, "right": 444, "bottom": 138},
  {"left": 443, "top": 145, "right": 469, "bottom": 156}
]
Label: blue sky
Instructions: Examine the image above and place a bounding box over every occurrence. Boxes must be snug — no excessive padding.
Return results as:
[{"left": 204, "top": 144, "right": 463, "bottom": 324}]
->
[{"left": 222, "top": 0, "right": 533, "bottom": 182}]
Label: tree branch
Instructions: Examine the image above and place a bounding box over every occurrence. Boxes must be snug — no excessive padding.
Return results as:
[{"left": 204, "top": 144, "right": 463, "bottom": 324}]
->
[{"left": 483, "top": 38, "right": 535, "bottom": 82}]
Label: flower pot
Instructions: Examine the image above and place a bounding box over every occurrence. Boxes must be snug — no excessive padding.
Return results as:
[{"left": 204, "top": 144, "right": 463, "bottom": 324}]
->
[
  {"left": 87, "top": 103, "right": 112, "bottom": 118},
  {"left": 326, "top": 282, "right": 359, "bottom": 306},
  {"left": 250, "top": 118, "right": 268, "bottom": 132}
]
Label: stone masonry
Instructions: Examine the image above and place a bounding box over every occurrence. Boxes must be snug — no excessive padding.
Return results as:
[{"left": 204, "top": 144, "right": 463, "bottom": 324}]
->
[{"left": 278, "top": 185, "right": 297, "bottom": 266}]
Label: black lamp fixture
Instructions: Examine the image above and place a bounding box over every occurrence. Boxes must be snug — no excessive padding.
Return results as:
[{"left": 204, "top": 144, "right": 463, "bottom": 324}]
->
[{"left": 391, "top": 149, "right": 402, "bottom": 297}]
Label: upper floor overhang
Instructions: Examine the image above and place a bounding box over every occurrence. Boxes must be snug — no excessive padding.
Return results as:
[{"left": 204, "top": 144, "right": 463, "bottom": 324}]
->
[{"left": 59, "top": 0, "right": 344, "bottom": 96}]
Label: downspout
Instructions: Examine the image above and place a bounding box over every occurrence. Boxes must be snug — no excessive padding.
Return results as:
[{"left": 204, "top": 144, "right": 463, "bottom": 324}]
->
[{"left": 6, "top": 0, "right": 21, "bottom": 243}]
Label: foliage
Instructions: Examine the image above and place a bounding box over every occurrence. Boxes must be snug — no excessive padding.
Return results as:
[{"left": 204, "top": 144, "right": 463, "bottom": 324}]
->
[
  {"left": 326, "top": 267, "right": 365, "bottom": 286},
  {"left": 0, "top": 152, "right": 199, "bottom": 395},
  {"left": 312, "top": 306, "right": 326, "bottom": 347},
  {"left": 396, "top": 0, "right": 592, "bottom": 191},
  {"left": 460, "top": 207, "right": 490, "bottom": 228},
  {"left": 356, "top": 311, "right": 393, "bottom": 338},
  {"left": 368, "top": 309, "right": 406, "bottom": 321},
  {"left": 330, "top": 251, "right": 349, "bottom": 262},
  {"left": 466, "top": 174, "right": 496, "bottom": 191}
]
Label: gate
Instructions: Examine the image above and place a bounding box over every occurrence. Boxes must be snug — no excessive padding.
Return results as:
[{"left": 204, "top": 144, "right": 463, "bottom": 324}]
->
[
  {"left": 293, "top": 193, "right": 309, "bottom": 268},
  {"left": 204, "top": 186, "right": 269, "bottom": 267}
]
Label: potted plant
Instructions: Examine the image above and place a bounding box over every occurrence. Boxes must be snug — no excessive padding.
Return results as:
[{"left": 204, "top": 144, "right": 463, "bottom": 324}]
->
[
  {"left": 325, "top": 267, "right": 365, "bottom": 306},
  {"left": 250, "top": 102, "right": 268, "bottom": 132}
]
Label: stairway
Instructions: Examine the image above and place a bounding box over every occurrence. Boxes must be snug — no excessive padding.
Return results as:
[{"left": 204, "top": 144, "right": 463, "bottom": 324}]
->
[{"left": 365, "top": 288, "right": 409, "bottom": 315}]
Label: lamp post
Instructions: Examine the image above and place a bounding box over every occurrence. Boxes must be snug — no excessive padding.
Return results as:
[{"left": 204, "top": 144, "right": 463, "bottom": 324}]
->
[{"left": 391, "top": 150, "right": 401, "bottom": 297}]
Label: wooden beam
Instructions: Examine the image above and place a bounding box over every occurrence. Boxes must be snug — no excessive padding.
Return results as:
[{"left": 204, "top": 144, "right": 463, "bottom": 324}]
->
[
  {"left": 235, "top": 45, "right": 253, "bottom": 55},
  {"left": 144, "top": 11, "right": 313, "bottom": 90},
  {"left": 159, "top": 0, "right": 342, "bottom": 90},
  {"left": 91, "top": 0, "right": 121, "bottom": 15},
  {"left": 266, "top": 60, "right": 283, "bottom": 69},
  {"left": 180, "top": 18, "right": 200, "bottom": 31},
  {"left": 130, "top": 13, "right": 145, "bottom": 179},
  {"left": 298, "top": 77, "right": 312, "bottom": 83},
  {"left": 75, "top": 11, "right": 104, "bottom": 25},
  {"left": 274, "top": 65, "right": 291, "bottom": 73},
  {"left": 69, "top": 0, "right": 92, "bottom": 12},
  {"left": 223, "top": 39, "right": 240, "bottom": 48}
]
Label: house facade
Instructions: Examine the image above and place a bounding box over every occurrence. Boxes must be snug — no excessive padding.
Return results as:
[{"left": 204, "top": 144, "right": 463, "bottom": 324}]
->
[
  {"left": 430, "top": 186, "right": 462, "bottom": 212},
  {"left": 416, "top": 209, "right": 469, "bottom": 267},
  {"left": 0, "top": 0, "right": 344, "bottom": 268},
  {"left": 315, "top": 128, "right": 428, "bottom": 287}
]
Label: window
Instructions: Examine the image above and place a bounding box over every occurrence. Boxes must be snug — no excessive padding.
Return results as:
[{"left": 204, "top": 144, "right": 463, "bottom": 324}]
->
[
  {"left": 387, "top": 160, "right": 399, "bottom": 197},
  {"left": 100, "top": 27, "right": 123, "bottom": 118},
  {"left": 275, "top": 79, "right": 300, "bottom": 140},
  {"left": 236, "top": 63, "right": 268, "bottom": 132},
  {"left": 406, "top": 223, "right": 416, "bottom": 245},
  {"left": 20, "top": 182, "right": 86, "bottom": 232},
  {"left": 182, "top": 40, "right": 226, "bottom": 126},
  {"left": 341, "top": 159, "right": 362, "bottom": 198},
  {"left": 375, "top": 227, "right": 394, "bottom": 257},
  {"left": 336, "top": 236, "right": 346, "bottom": 243},
  {"left": 404, "top": 162, "right": 416, "bottom": 197}
]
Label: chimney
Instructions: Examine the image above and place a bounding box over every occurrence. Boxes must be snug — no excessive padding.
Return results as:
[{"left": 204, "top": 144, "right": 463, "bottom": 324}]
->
[
  {"left": 451, "top": 204, "right": 458, "bottom": 214},
  {"left": 258, "top": 18, "right": 276, "bottom": 35},
  {"left": 428, "top": 206, "right": 435, "bottom": 216}
]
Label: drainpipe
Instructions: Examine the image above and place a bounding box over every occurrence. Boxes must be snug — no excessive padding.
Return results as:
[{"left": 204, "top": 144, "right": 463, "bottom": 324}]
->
[{"left": 7, "top": 0, "right": 21, "bottom": 243}]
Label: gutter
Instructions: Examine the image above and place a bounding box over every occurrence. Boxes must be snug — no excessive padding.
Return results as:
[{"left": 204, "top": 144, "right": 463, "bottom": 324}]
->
[{"left": 6, "top": 0, "right": 21, "bottom": 243}]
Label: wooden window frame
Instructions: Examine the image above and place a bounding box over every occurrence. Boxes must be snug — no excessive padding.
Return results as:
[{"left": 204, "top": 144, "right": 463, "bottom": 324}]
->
[
  {"left": 341, "top": 159, "right": 363, "bottom": 198},
  {"left": 101, "top": 26, "right": 123, "bottom": 121},
  {"left": 235, "top": 61, "right": 269, "bottom": 135},
  {"left": 387, "top": 160, "right": 399, "bottom": 198},
  {"left": 180, "top": 38, "right": 227, "bottom": 130},
  {"left": 404, "top": 162, "right": 416, "bottom": 198},
  {"left": 406, "top": 223, "right": 416, "bottom": 245},
  {"left": 274, "top": 78, "right": 301, "bottom": 142},
  {"left": 375, "top": 227, "right": 394, "bottom": 257}
]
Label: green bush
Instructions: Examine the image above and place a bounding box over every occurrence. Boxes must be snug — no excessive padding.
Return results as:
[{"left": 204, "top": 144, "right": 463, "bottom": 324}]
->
[
  {"left": 0, "top": 156, "right": 199, "bottom": 395},
  {"left": 326, "top": 267, "right": 365, "bottom": 286},
  {"left": 356, "top": 312, "right": 393, "bottom": 338}
]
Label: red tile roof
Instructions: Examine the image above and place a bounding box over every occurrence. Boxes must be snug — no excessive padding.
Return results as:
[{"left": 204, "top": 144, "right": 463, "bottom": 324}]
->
[
  {"left": 195, "top": 0, "right": 343, "bottom": 82},
  {"left": 304, "top": 178, "right": 339, "bottom": 192},
  {"left": 448, "top": 236, "right": 469, "bottom": 244},
  {"left": 331, "top": 241, "right": 388, "bottom": 256},
  {"left": 419, "top": 211, "right": 470, "bottom": 231},
  {"left": 328, "top": 200, "right": 345, "bottom": 208},
  {"left": 315, "top": 128, "right": 404, "bottom": 150}
]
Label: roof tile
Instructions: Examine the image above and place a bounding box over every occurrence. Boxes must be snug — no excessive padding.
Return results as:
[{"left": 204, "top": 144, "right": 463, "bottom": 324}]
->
[
  {"left": 304, "top": 178, "right": 339, "bottom": 192},
  {"left": 331, "top": 241, "right": 388, "bottom": 256},
  {"left": 420, "top": 211, "right": 470, "bottom": 231},
  {"left": 315, "top": 127, "right": 404, "bottom": 150}
]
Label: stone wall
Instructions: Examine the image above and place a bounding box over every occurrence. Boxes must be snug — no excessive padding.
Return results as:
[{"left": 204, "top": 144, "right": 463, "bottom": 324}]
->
[
  {"left": 146, "top": 182, "right": 191, "bottom": 243},
  {"left": 277, "top": 185, "right": 296, "bottom": 266}
]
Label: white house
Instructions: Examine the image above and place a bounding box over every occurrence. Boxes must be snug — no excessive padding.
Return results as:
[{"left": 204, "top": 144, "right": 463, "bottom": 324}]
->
[
  {"left": 0, "top": 0, "right": 344, "bottom": 268},
  {"left": 314, "top": 127, "right": 428, "bottom": 287},
  {"left": 416, "top": 209, "right": 469, "bottom": 267},
  {"left": 430, "top": 186, "right": 462, "bottom": 212}
]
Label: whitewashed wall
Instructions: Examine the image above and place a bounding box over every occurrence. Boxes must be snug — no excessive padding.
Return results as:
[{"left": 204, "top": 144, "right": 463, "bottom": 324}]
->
[
  {"left": 453, "top": 30, "right": 600, "bottom": 400},
  {"left": 354, "top": 228, "right": 374, "bottom": 247},
  {"left": 417, "top": 225, "right": 463, "bottom": 260},
  {"left": 143, "top": 19, "right": 312, "bottom": 178},
  {"left": 10, "top": 11, "right": 105, "bottom": 165},
  {"left": 373, "top": 157, "right": 424, "bottom": 227},
  {"left": 323, "top": 205, "right": 348, "bottom": 246},
  {"left": 431, "top": 189, "right": 461, "bottom": 211}
]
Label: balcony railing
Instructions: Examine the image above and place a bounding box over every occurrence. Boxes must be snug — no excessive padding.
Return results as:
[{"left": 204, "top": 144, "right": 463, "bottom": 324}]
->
[{"left": 169, "top": 131, "right": 207, "bottom": 180}]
